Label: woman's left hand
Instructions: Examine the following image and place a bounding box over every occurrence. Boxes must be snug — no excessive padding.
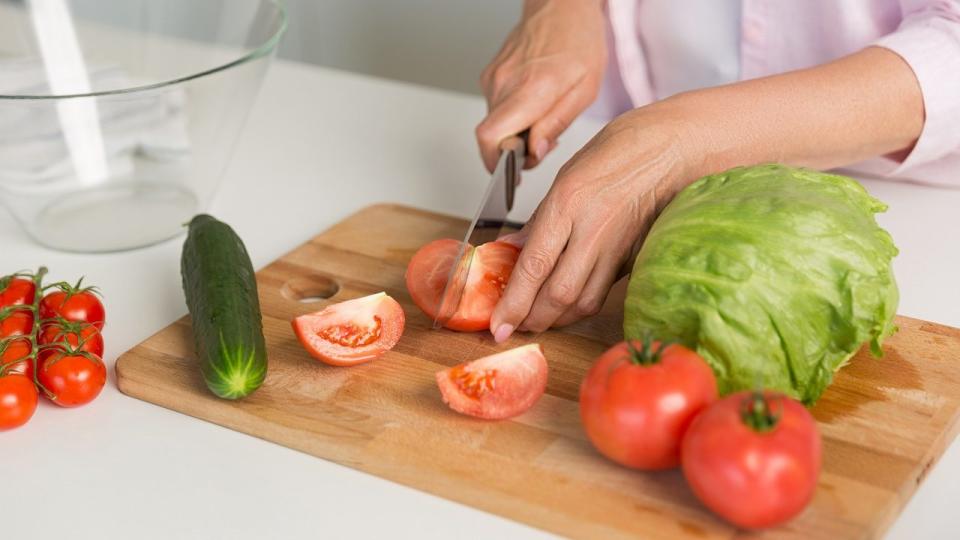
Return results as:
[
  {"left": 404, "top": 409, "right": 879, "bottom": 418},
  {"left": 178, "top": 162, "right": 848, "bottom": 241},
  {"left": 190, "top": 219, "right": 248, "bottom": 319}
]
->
[{"left": 490, "top": 107, "right": 693, "bottom": 342}]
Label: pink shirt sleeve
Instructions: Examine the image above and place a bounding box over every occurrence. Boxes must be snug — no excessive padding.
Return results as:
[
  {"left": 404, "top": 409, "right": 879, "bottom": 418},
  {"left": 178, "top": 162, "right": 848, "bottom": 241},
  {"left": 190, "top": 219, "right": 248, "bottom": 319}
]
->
[{"left": 873, "top": 0, "right": 960, "bottom": 175}]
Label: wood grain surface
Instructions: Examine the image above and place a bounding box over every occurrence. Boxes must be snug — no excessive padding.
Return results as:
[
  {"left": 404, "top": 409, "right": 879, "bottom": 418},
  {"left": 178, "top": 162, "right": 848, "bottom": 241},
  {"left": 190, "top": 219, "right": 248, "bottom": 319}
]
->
[{"left": 116, "top": 204, "right": 960, "bottom": 539}]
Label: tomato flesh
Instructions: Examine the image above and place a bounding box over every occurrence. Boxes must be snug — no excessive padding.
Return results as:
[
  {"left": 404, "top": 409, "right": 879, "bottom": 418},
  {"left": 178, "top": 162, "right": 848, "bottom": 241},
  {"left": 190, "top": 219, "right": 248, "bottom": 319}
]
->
[
  {"left": 681, "top": 391, "right": 821, "bottom": 529},
  {"left": 579, "top": 340, "right": 717, "bottom": 470},
  {"left": 292, "top": 292, "right": 405, "bottom": 366},
  {"left": 0, "top": 374, "right": 38, "bottom": 430},
  {"left": 436, "top": 343, "right": 548, "bottom": 420},
  {"left": 37, "top": 351, "right": 107, "bottom": 407},
  {"left": 406, "top": 239, "right": 519, "bottom": 332}
]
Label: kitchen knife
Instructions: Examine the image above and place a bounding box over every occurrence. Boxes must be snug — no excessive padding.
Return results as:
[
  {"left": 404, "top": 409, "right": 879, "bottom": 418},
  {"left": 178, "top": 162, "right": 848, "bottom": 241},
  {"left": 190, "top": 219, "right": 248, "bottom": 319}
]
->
[{"left": 432, "top": 130, "right": 528, "bottom": 329}]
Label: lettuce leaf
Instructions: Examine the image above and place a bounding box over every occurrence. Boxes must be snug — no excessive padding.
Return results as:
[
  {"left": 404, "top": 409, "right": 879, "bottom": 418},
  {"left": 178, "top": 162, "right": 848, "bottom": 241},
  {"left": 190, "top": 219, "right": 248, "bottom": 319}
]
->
[{"left": 624, "top": 164, "right": 898, "bottom": 404}]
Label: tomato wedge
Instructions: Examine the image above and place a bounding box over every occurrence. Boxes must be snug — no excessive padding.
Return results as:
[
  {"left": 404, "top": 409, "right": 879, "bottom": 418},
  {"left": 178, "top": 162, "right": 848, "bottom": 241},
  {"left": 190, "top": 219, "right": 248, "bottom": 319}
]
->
[
  {"left": 436, "top": 343, "right": 548, "bottom": 420},
  {"left": 292, "top": 292, "right": 405, "bottom": 366},
  {"left": 406, "top": 239, "right": 519, "bottom": 332}
]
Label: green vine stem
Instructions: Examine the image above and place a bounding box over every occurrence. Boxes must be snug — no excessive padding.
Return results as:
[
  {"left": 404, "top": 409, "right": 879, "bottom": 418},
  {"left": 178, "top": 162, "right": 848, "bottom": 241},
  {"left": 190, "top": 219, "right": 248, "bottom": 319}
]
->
[
  {"left": 2, "top": 268, "right": 104, "bottom": 402},
  {"left": 740, "top": 391, "right": 781, "bottom": 432}
]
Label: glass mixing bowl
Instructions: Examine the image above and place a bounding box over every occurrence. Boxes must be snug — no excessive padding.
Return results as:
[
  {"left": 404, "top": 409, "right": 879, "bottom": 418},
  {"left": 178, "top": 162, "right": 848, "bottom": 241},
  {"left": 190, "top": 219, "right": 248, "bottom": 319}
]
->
[{"left": 0, "top": 0, "right": 286, "bottom": 252}]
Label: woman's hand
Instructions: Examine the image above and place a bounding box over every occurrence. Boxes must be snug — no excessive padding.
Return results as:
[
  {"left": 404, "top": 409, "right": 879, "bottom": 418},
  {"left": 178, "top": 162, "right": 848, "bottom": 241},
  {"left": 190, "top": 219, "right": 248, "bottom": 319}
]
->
[
  {"left": 488, "top": 46, "right": 924, "bottom": 342},
  {"left": 490, "top": 108, "right": 693, "bottom": 341},
  {"left": 477, "top": 0, "right": 606, "bottom": 172}
]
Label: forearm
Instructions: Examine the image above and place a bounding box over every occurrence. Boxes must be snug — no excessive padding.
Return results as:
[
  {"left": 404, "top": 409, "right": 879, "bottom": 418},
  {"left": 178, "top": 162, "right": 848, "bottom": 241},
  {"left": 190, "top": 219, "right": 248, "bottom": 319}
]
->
[
  {"left": 522, "top": 0, "right": 604, "bottom": 18},
  {"left": 657, "top": 46, "right": 924, "bottom": 182}
]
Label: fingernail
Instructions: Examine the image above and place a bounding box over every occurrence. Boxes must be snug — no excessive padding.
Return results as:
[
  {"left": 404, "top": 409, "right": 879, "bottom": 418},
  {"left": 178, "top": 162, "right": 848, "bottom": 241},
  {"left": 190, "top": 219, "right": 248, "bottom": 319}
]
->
[
  {"left": 534, "top": 140, "right": 549, "bottom": 160},
  {"left": 493, "top": 323, "right": 515, "bottom": 343}
]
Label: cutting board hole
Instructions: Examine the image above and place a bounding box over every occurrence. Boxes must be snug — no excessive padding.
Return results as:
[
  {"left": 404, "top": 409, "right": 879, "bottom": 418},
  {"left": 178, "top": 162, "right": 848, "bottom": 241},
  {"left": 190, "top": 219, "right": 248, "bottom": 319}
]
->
[{"left": 281, "top": 275, "right": 340, "bottom": 303}]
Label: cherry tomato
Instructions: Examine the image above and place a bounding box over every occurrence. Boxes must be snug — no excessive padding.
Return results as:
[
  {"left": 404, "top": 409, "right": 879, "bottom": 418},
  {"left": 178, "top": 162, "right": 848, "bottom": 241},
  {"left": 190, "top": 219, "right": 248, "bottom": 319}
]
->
[
  {"left": 292, "top": 292, "right": 405, "bottom": 366},
  {"left": 38, "top": 321, "right": 104, "bottom": 358},
  {"left": 0, "top": 374, "right": 38, "bottom": 430},
  {"left": 40, "top": 289, "right": 105, "bottom": 329},
  {"left": 37, "top": 351, "right": 106, "bottom": 407},
  {"left": 0, "top": 339, "right": 34, "bottom": 379},
  {"left": 0, "top": 309, "right": 33, "bottom": 338},
  {"left": 0, "top": 277, "right": 36, "bottom": 308},
  {"left": 681, "top": 391, "right": 821, "bottom": 529},
  {"left": 406, "top": 239, "right": 519, "bottom": 332},
  {"left": 436, "top": 343, "right": 547, "bottom": 420},
  {"left": 579, "top": 340, "right": 717, "bottom": 470}
]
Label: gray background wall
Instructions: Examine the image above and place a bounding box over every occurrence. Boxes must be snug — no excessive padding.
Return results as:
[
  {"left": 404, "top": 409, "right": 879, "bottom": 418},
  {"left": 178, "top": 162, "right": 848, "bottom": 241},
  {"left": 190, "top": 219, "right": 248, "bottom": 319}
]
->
[{"left": 277, "top": 1, "right": 519, "bottom": 95}]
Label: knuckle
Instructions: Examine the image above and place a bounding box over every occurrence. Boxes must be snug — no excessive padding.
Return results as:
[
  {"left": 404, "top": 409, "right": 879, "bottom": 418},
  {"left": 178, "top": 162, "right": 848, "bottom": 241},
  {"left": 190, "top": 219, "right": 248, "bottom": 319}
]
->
[
  {"left": 547, "top": 281, "right": 578, "bottom": 308},
  {"left": 517, "top": 250, "right": 553, "bottom": 283},
  {"left": 491, "top": 65, "right": 513, "bottom": 88},
  {"left": 523, "top": 319, "right": 551, "bottom": 334},
  {"left": 575, "top": 295, "right": 604, "bottom": 317},
  {"left": 475, "top": 122, "right": 494, "bottom": 144}
]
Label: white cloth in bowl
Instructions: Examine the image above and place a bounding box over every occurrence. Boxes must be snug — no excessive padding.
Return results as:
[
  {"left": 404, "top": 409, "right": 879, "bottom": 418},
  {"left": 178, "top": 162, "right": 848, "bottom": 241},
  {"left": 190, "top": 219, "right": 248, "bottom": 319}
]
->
[{"left": 0, "top": 58, "right": 189, "bottom": 185}]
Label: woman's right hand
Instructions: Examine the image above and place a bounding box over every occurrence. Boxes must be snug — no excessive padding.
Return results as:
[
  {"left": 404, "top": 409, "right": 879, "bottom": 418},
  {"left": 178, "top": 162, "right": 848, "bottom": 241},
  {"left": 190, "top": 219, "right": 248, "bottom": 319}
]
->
[{"left": 476, "top": 0, "right": 607, "bottom": 172}]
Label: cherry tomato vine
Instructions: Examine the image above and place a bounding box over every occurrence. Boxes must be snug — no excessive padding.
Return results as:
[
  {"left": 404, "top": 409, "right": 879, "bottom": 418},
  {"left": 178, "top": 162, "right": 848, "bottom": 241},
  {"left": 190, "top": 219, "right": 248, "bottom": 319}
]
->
[{"left": 0, "top": 267, "right": 106, "bottom": 404}]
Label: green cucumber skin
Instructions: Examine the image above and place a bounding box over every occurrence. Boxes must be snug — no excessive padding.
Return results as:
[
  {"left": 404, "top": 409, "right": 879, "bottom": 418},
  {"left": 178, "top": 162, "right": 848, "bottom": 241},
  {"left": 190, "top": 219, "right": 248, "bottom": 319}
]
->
[{"left": 181, "top": 214, "right": 267, "bottom": 399}]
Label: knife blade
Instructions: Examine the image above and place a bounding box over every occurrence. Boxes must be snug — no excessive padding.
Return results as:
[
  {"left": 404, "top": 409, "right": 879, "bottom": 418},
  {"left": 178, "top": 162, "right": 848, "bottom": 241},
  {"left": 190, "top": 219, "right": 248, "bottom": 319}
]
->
[{"left": 433, "top": 131, "right": 528, "bottom": 329}]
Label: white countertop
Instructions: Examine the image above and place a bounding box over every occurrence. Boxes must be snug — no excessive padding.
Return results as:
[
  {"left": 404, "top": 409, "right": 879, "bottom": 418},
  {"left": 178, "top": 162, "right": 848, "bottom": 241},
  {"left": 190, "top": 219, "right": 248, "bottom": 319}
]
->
[{"left": 3, "top": 59, "right": 959, "bottom": 540}]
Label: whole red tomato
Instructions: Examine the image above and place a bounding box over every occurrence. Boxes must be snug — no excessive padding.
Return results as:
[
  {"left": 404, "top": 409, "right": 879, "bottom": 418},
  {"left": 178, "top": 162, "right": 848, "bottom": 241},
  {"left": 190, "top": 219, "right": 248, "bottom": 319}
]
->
[
  {"left": 0, "top": 309, "right": 34, "bottom": 338},
  {"left": 1, "top": 339, "right": 34, "bottom": 379},
  {"left": 579, "top": 340, "right": 717, "bottom": 470},
  {"left": 39, "top": 321, "right": 104, "bottom": 358},
  {"left": 0, "top": 374, "right": 38, "bottom": 430},
  {"left": 0, "top": 277, "right": 36, "bottom": 308},
  {"left": 681, "top": 391, "right": 821, "bottom": 529},
  {"left": 40, "top": 289, "right": 105, "bottom": 329},
  {"left": 37, "top": 351, "right": 106, "bottom": 407}
]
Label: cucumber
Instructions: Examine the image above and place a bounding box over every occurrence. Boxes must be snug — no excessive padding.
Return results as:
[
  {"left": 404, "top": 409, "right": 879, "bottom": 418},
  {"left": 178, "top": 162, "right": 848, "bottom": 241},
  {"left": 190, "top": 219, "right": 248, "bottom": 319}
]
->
[{"left": 181, "top": 214, "right": 267, "bottom": 399}]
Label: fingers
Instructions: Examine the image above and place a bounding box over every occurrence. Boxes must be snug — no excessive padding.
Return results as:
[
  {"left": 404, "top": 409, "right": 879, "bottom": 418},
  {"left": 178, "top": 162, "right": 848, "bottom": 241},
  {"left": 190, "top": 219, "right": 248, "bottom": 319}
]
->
[
  {"left": 490, "top": 207, "right": 571, "bottom": 342},
  {"left": 552, "top": 254, "right": 622, "bottom": 327},
  {"left": 524, "top": 84, "right": 595, "bottom": 169},
  {"left": 476, "top": 75, "right": 568, "bottom": 172},
  {"left": 518, "top": 227, "right": 600, "bottom": 333}
]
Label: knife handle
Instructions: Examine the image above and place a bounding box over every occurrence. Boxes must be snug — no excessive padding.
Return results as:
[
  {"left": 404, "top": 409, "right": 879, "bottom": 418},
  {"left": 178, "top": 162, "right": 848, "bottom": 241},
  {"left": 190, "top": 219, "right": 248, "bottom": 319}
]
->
[{"left": 500, "top": 128, "right": 531, "bottom": 157}]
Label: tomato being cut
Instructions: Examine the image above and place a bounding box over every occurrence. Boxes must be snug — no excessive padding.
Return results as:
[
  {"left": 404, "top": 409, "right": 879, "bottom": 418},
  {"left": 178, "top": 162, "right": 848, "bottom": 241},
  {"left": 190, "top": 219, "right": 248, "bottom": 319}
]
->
[
  {"left": 0, "top": 374, "right": 38, "bottom": 430},
  {"left": 40, "top": 287, "right": 105, "bottom": 329},
  {"left": 436, "top": 343, "right": 548, "bottom": 420},
  {"left": 681, "top": 391, "right": 821, "bottom": 529},
  {"left": 406, "top": 239, "right": 519, "bottom": 332},
  {"left": 37, "top": 351, "right": 107, "bottom": 407},
  {"left": 579, "top": 339, "right": 717, "bottom": 470},
  {"left": 0, "top": 276, "right": 36, "bottom": 308},
  {"left": 292, "top": 292, "right": 405, "bottom": 366},
  {"left": 39, "top": 320, "right": 104, "bottom": 358}
]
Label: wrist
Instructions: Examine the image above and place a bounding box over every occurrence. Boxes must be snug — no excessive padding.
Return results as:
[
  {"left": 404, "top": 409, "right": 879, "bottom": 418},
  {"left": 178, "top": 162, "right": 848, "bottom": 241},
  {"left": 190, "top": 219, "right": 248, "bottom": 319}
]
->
[{"left": 614, "top": 102, "right": 706, "bottom": 199}]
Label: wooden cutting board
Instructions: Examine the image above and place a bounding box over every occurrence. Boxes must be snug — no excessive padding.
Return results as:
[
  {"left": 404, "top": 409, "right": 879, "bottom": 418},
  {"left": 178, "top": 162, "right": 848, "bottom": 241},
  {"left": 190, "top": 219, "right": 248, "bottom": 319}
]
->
[{"left": 116, "top": 204, "right": 960, "bottom": 539}]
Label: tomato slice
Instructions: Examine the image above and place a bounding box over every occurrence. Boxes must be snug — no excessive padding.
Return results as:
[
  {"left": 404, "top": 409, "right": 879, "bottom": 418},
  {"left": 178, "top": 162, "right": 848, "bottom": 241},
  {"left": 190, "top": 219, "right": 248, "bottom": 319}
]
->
[
  {"left": 406, "top": 239, "right": 519, "bottom": 332},
  {"left": 436, "top": 343, "right": 548, "bottom": 420},
  {"left": 292, "top": 292, "right": 405, "bottom": 366}
]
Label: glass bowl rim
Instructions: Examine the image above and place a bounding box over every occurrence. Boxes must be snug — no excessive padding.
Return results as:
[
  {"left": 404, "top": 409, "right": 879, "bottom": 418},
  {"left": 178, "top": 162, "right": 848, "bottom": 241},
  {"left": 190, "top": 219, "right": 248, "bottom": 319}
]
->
[{"left": 0, "top": 0, "right": 287, "bottom": 101}]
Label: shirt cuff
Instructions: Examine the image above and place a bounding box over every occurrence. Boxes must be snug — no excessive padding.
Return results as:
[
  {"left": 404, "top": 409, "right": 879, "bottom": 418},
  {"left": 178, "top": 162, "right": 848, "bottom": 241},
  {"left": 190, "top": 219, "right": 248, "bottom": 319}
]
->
[{"left": 873, "top": 16, "right": 960, "bottom": 175}]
